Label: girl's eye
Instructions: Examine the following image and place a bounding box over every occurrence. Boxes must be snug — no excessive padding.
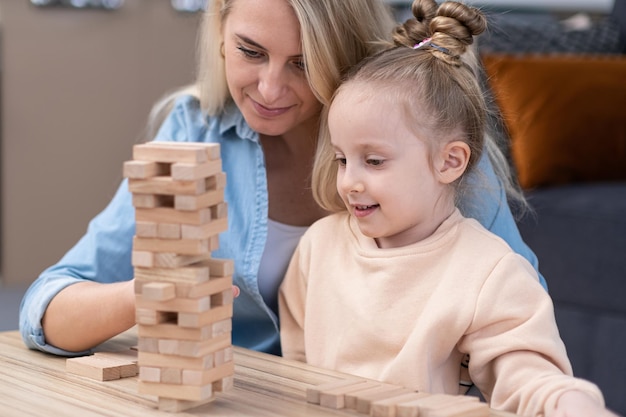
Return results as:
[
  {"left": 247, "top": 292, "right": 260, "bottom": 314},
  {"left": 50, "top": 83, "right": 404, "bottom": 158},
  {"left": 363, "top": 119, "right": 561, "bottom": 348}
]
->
[
  {"left": 236, "top": 45, "right": 262, "bottom": 59},
  {"left": 334, "top": 157, "right": 347, "bottom": 166},
  {"left": 367, "top": 158, "right": 384, "bottom": 166}
]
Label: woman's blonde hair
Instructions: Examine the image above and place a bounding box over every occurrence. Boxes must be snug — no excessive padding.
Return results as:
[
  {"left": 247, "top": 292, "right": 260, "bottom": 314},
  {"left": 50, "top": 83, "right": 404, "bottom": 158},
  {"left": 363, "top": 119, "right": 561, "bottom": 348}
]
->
[
  {"left": 313, "top": 0, "right": 528, "bottom": 214},
  {"left": 146, "top": 0, "right": 396, "bottom": 136}
]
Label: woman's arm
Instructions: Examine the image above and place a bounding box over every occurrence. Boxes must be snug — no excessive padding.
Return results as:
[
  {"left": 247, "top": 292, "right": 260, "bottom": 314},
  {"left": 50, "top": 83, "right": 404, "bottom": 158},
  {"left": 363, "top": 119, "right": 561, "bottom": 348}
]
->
[
  {"left": 459, "top": 151, "right": 548, "bottom": 289},
  {"left": 19, "top": 180, "right": 136, "bottom": 355},
  {"left": 42, "top": 279, "right": 135, "bottom": 352}
]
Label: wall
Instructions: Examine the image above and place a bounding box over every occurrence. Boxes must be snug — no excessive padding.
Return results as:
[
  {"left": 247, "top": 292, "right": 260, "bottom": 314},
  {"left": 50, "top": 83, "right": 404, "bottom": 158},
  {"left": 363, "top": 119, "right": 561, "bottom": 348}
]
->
[{"left": 0, "top": 0, "right": 201, "bottom": 286}]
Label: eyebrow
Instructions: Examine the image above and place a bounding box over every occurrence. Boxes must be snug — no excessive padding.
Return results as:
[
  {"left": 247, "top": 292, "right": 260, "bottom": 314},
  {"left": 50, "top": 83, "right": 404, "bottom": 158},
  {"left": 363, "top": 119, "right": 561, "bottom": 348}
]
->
[{"left": 236, "top": 34, "right": 303, "bottom": 59}]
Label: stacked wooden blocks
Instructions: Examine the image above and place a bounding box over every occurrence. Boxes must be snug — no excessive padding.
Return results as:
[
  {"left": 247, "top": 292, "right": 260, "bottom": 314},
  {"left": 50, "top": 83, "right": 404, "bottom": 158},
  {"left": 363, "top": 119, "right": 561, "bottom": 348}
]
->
[
  {"left": 307, "top": 379, "right": 489, "bottom": 417},
  {"left": 124, "top": 141, "right": 235, "bottom": 412}
]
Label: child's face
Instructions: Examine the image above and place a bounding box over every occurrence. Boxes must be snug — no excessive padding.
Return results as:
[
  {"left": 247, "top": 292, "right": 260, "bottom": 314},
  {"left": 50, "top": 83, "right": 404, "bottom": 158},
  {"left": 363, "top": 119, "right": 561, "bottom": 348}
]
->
[{"left": 328, "top": 88, "right": 454, "bottom": 249}]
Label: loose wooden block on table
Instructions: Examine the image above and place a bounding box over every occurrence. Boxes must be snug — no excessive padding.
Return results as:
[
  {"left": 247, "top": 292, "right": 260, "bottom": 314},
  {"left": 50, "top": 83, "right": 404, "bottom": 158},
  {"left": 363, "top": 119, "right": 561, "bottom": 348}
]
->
[
  {"left": 395, "top": 393, "right": 480, "bottom": 417},
  {"left": 344, "top": 383, "right": 407, "bottom": 410},
  {"left": 66, "top": 355, "right": 138, "bottom": 381},
  {"left": 355, "top": 386, "right": 414, "bottom": 415},
  {"left": 305, "top": 378, "right": 367, "bottom": 404},
  {"left": 371, "top": 392, "right": 430, "bottom": 417},
  {"left": 318, "top": 380, "right": 380, "bottom": 409}
]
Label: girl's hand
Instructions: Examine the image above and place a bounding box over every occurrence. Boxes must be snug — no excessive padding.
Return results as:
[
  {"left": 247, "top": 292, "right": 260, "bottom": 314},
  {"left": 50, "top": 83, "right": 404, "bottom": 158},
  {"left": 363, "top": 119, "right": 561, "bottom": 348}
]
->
[{"left": 552, "top": 391, "right": 622, "bottom": 417}]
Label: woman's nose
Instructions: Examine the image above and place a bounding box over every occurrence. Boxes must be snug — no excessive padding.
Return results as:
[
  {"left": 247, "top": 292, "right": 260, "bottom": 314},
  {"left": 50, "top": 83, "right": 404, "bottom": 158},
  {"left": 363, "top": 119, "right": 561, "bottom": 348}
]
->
[{"left": 258, "top": 63, "right": 287, "bottom": 105}]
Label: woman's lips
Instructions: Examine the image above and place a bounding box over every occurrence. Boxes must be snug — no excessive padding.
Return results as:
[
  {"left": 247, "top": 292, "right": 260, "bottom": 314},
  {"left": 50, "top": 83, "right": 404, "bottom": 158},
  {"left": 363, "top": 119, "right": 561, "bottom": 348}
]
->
[{"left": 251, "top": 99, "right": 292, "bottom": 118}]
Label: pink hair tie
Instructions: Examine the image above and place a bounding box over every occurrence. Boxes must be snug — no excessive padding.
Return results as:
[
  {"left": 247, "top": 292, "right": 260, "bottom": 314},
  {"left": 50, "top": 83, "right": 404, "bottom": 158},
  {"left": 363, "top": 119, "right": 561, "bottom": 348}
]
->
[
  {"left": 413, "top": 37, "right": 452, "bottom": 56},
  {"left": 413, "top": 38, "right": 432, "bottom": 49}
]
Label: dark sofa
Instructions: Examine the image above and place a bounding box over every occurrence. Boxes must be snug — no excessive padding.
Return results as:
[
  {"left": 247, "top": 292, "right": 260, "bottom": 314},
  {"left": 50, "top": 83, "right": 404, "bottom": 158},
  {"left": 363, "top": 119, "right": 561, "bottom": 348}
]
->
[{"left": 477, "top": 5, "right": 626, "bottom": 415}]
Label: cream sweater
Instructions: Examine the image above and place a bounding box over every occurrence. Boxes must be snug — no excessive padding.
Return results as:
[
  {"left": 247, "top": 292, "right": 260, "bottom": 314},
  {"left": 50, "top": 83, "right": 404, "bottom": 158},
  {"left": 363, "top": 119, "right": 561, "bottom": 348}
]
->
[{"left": 278, "top": 209, "right": 603, "bottom": 417}]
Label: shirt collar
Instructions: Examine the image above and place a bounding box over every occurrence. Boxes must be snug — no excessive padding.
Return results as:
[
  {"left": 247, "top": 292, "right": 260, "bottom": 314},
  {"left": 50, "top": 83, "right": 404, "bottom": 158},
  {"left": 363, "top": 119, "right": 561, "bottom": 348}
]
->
[{"left": 217, "top": 100, "right": 259, "bottom": 144}]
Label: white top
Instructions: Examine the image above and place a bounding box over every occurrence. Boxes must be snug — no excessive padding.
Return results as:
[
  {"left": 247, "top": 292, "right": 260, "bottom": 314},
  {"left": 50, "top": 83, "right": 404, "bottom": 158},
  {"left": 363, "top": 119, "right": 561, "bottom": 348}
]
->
[{"left": 257, "top": 218, "right": 308, "bottom": 315}]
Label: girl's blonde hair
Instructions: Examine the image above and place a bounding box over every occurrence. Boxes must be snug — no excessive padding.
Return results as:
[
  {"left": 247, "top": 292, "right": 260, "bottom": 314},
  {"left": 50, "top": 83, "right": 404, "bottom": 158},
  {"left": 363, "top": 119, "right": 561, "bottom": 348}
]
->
[
  {"left": 313, "top": 0, "right": 527, "bottom": 214},
  {"left": 146, "top": 0, "right": 396, "bottom": 136}
]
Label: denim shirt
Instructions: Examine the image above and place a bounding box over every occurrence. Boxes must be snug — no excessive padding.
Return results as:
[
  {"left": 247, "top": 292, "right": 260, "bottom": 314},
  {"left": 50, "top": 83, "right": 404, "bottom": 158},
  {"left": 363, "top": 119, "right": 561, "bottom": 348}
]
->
[{"left": 19, "top": 95, "right": 546, "bottom": 357}]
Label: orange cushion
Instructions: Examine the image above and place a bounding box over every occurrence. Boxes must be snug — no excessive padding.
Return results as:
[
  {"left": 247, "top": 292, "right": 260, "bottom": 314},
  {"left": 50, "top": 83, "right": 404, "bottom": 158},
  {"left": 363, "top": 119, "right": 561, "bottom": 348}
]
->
[{"left": 481, "top": 54, "right": 626, "bottom": 190}]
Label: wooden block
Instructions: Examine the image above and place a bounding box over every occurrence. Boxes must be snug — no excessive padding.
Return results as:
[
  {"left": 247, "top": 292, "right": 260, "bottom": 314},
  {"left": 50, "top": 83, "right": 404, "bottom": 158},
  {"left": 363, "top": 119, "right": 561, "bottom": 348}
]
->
[
  {"left": 157, "top": 339, "right": 180, "bottom": 355},
  {"left": 171, "top": 159, "right": 222, "bottom": 181},
  {"left": 93, "top": 349, "right": 138, "bottom": 364},
  {"left": 153, "top": 253, "right": 211, "bottom": 269},
  {"left": 306, "top": 379, "right": 367, "bottom": 404},
  {"left": 135, "top": 262, "right": 211, "bottom": 283},
  {"left": 138, "top": 380, "right": 213, "bottom": 401},
  {"left": 136, "top": 294, "right": 211, "bottom": 313},
  {"left": 141, "top": 282, "right": 175, "bottom": 301},
  {"left": 137, "top": 351, "right": 213, "bottom": 371},
  {"left": 136, "top": 308, "right": 177, "bottom": 325},
  {"left": 176, "top": 331, "right": 232, "bottom": 358},
  {"left": 161, "top": 367, "right": 182, "bottom": 384},
  {"left": 132, "top": 194, "right": 174, "bottom": 209},
  {"left": 396, "top": 394, "right": 474, "bottom": 417},
  {"left": 182, "top": 361, "right": 234, "bottom": 386},
  {"left": 210, "top": 289, "right": 234, "bottom": 307},
  {"left": 175, "top": 276, "right": 232, "bottom": 299},
  {"left": 356, "top": 387, "right": 413, "bottom": 414},
  {"left": 175, "top": 188, "right": 225, "bottom": 211},
  {"left": 123, "top": 160, "right": 170, "bottom": 179},
  {"left": 344, "top": 383, "right": 402, "bottom": 410},
  {"left": 210, "top": 202, "right": 228, "bottom": 219},
  {"left": 132, "top": 250, "right": 155, "bottom": 267},
  {"left": 214, "top": 346, "right": 234, "bottom": 365},
  {"left": 132, "top": 142, "right": 219, "bottom": 164},
  {"left": 139, "top": 366, "right": 161, "bottom": 382},
  {"left": 157, "top": 397, "right": 215, "bottom": 413},
  {"left": 213, "top": 374, "right": 234, "bottom": 392},
  {"left": 206, "top": 258, "right": 234, "bottom": 277},
  {"left": 66, "top": 355, "right": 137, "bottom": 381},
  {"left": 138, "top": 323, "right": 224, "bottom": 341},
  {"left": 371, "top": 392, "right": 430, "bottom": 417},
  {"left": 178, "top": 304, "right": 233, "bottom": 328},
  {"left": 129, "top": 177, "right": 207, "bottom": 196},
  {"left": 135, "top": 221, "right": 158, "bottom": 238},
  {"left": 181, "top": 217, "right": 228, "bottom": 240},
  {"left": 135, "top": 207, "right": 212, "bottom": 225},
  {"left": 318, "top": 380, "right": 380, "bottom": 409},
  {"left": 133, "top": 236, "right": 212, "bottom": 255},
  {"left": 157, "top": 223, "right": 181, "bottom": 239},
  {"left": 137, "top": 337, "right": 159, "bottom": 353}
]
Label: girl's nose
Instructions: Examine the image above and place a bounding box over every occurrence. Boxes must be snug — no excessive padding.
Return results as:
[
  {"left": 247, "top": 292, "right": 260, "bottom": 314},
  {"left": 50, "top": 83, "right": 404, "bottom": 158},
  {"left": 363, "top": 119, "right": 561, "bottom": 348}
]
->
[{"left": 339, "top": 165, "right": 365, "bottom": 194}]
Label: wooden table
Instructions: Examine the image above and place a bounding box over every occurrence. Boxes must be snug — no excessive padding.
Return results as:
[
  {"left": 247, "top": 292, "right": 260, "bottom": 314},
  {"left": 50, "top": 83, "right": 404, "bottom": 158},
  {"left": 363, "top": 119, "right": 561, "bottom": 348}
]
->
[{"left": 0, "top": 329, "right": 517, "bottom": 416}]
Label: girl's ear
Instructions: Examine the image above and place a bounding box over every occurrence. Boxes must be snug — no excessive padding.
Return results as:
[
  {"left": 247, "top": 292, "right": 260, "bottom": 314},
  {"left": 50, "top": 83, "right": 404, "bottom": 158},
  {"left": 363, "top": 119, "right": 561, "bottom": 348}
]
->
[{"left": 436, "top": 141, "right": 471, "bottom": 184}]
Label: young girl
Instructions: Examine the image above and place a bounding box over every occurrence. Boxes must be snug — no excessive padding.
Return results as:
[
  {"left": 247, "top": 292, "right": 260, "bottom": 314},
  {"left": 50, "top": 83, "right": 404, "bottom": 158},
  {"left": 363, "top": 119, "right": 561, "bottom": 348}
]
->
[{"left": 278, "top": 1, "right": 616, "bottom": 416}]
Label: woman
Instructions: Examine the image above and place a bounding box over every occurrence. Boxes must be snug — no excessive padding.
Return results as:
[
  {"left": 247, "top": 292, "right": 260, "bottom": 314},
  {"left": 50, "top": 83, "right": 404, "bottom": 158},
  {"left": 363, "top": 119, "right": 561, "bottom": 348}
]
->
[{"left": 19, "top": 0, "right": 543, "bottom": 357}]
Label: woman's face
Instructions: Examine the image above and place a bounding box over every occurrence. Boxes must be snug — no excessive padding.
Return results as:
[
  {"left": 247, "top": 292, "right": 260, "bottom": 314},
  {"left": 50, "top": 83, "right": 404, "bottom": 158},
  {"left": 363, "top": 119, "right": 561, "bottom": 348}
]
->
[{"left": 222, "top": 0, "right": 322, "bottom": 137}]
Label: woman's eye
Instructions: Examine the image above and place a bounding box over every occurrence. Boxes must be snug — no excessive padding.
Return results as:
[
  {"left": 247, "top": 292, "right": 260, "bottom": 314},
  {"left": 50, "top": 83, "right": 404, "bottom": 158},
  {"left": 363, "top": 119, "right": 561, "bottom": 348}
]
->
[
  {"left": 367, "top": 159, "right": 384, "bottom": 166},
  {"left": 293, "top": 59, "right": 305, "bottom": 71},
  {"left": 237, "top": 45, "right": 262, "bottom": 59}
]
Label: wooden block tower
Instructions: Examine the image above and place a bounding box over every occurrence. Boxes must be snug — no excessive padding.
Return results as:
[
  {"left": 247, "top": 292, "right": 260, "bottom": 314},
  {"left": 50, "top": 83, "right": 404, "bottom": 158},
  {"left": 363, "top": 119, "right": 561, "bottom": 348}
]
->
[{"left": 123, "top": 141, "right": 235, "bottom": 412}]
